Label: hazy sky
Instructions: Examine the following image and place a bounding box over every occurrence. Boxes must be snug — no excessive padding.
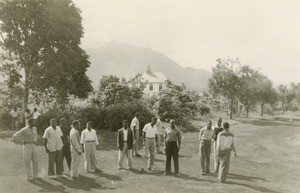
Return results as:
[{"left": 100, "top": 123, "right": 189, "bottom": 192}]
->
[{"left": 74, "top": 0, "right": 300, "bottom": 85}]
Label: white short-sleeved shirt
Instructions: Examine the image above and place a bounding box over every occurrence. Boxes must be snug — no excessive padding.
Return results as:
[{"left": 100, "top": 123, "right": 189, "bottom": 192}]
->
[
  {"left": 43, "top": 126, "right": 63, "bottom": 152},
  {"left": 143, "top": 123, "right": 158, "bottom": 138},
  {"left": 33, "top": 112, "right": 41, "bottom": 119},
  {"left": 131, "top": 117, "right": 140, "bottom": 131},
  {"left": 80, "top": 128, "right": 99, "bottom": 145}
]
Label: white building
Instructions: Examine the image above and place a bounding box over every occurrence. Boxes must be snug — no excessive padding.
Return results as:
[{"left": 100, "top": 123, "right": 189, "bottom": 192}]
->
[{"left": 140, "top": 66, "right": 168, "bottom": 94}]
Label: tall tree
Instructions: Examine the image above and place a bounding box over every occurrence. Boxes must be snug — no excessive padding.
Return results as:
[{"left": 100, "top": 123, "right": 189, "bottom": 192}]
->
[
  {"left": 256, "top": 76, "right": 277, "bottom": 116},
  {"left": 237, "top": 65, "right": 260, "bottom": 117},
  {"left": 0, "top": 0, "right": 92, "bottom": 111},
  {"left": 209, "top": 58, "right": 242, "bottom": 119},
  {"left": 277, "top": 84, "right": 288, "bottom": 114}
]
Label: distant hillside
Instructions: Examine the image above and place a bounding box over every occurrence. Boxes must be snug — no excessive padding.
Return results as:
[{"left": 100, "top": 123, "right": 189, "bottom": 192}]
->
[{"left": 86, "top": 42, "right": 211, "bottom": 91}]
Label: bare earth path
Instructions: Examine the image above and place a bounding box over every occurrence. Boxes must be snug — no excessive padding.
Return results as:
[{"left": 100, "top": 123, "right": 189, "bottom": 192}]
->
[{"left": 0, "top": 113, "right": 299, "bottom": 193}]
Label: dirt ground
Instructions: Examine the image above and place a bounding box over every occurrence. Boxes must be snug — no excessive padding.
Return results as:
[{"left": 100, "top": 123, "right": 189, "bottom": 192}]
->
[{"left": 0, "top": 113, "right": 299, "bottom": 193}]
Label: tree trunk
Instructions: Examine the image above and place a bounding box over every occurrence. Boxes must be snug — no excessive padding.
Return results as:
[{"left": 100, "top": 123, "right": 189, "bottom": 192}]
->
[
  {"left": 229, "top": 99, "right": 233, "bottom": 119},
  {"left": 22, "top": 67, "right": 30, "bottom": 126},
  {"left": 260, "top": 103, "right": 264, "bottom": 116},
  {"left": 246, "top": 105, "right": 249, "bottom": 118}
]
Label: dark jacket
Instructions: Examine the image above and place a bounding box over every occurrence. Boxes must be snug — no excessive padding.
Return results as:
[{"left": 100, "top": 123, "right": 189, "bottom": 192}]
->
[{"left": 117, "top": 128, "right": 134, "bottom": 150}]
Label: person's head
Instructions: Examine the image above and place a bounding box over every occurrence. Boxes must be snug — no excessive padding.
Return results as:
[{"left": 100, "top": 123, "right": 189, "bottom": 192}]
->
[
  {"left": 207, "top": 120, "right": 212, "bottom": 129},
  {"left": 28, "top": 118, "right": 34, "bottom": 128},
  {"left": 223, "top": 122, "right": 229, "bottom": 130},
  {"left": 151, "top": 117, "right": 157, "bottom": 125},
  {"left": 170, "top": 119, "right": 175, "bottom": 129},
  {"left": 72, "top": 120, "right": 80, "bottom": 130},
  {"left": 135, "top": 112, "right": 140, "bottom": 118},
  {"left": 25, "top": 109, "right": 30, "bottom": 113},
  {"left": 123, "top": 120, "right": 128, "bottom": 129},
  {"left": 86, "top": 121, "right": 93, "bottom": 130},
  {"left": 34, "top": 108, "right": 37, "bottom": 112},
  {"left": 217, "top": 117, "right": 222, "bottom": 126},
  {"left": 50, "top": 118, "right": 57, "bottom": 127},
  {"left": 60, "top": 118, "right": 67, "bottom": 126}
]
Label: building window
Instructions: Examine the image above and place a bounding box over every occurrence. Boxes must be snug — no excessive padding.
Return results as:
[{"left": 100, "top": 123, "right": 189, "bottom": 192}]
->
[
  {"left": 159, "top": 84, "right": 162, "bottom": 91},
  {"left": 149, "top": 84, "right": 153, "bottom": 91}
]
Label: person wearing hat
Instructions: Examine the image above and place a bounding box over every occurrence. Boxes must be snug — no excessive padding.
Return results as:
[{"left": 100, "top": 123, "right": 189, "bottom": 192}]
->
[
  {"left": 164, "top": 120, "right": 181, "bottom": 176},
  {"left": 117, "top": 120, "right": 134, "bottom": 169}
]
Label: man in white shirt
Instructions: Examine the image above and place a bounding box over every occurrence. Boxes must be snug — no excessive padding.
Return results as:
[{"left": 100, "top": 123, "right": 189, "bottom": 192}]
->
[
  {"left": 217, "top": 122, "right": 237, "bottom": 183},
  {"left": 117, "top": 120, "right": 134, "bottom": 169},
  {"left": 131, "top": 113, "right": 141, "bottom": 157},
  {"left": 80, "top": 121, "right": 101, "bottom": 173},
  {"left": 43, "top": 118, "right": 66, "bottom": 178},
  {"left": 70, "top": 120, "right": 82, "bottom": 178},
  {"left": 12, "top": 118, "right": 39, "bottom": 180},
  {"left": 199, "top": 120, "right": 215, "bottom": 175},
  {"left": 10, "top": 107, "right": 19, "bottom": 130},
  {"left": 213, "top": 117, "right": 223, "bottom": 173},
  {"left": 141, "top": 117, "right": 158, "bottom": 172},
  {"left": 156, "top": 114, "right": 164, "bottom": 153}
]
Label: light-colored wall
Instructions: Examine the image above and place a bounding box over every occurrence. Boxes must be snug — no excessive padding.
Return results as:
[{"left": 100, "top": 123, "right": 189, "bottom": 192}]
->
[{"left": 143, "top": 82, "right": 165, "bottom": 94}]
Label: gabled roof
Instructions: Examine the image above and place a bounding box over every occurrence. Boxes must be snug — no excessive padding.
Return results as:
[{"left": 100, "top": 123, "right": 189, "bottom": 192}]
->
[{"left": 140, "top": 66, "right": 167, "bottom": 83}]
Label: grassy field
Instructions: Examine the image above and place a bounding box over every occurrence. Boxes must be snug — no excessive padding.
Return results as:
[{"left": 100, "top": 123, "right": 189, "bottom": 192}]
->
[{"left": 0, "top": 113, "right": 299, "bottom": 193}]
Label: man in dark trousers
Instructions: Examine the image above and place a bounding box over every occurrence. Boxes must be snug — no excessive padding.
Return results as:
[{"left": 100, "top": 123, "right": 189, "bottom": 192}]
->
[
  {"left": 117, "top": 120, "right": 134, "bottom": 169},
  {"left": 60, "top": 118, "right": 71, "bottom": 175},
  {"left": 164, "top": 120, "right": 181, "bottom": 176}
]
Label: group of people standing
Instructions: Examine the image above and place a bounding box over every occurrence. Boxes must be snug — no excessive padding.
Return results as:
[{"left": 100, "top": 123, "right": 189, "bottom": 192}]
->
[
  {"left": 12, "top": 112, "right": 237, "bottom": 184},
  {"left": 10, "top": 107, "right": 41, "bottom": 130}
]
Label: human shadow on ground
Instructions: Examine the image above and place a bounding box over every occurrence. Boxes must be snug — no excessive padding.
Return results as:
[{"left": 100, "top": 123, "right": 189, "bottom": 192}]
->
[
  {"left": 225, "top": 181, "right": 282, "bottom": 193},
  {"left": 176, "top": 173, "right": 216, "bottom": 183},
  {"left": 92, "top": 171, "right": 123, "bottom": 181},
  {"left": 53, "top": 175, "right": 115, "bottom": 191},
  {"left": 227, "top": 173, "right": 268, "bottom": 182},
  {"left": 29, "top": 178, "right": 67, "bottom": 193},
  {"left": 129, "top": 168, "right": 164, "bottom": 176}
]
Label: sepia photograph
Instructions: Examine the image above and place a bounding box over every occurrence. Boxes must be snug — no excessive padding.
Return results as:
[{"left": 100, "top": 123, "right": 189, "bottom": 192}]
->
[{"left": 0, "top": 0, "right": 299, "bottom": 192}]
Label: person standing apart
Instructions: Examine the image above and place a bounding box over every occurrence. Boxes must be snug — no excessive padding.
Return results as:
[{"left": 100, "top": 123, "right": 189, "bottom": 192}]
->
[
  {"left": 60, "top": 118, "right": 71, "bottom": 174},
  {"left": 199, "top": 120, "right": 215, "bottom": 175},
  {"left": 24, "top": 109, "right": 32, "bottom": 126},
  {"left": 217, "top": 122, "right": 237, "bottom": 183},
  {"left": 10, "top": 107, "right": 19, "bottom": 130},
  {"left": 131, "top": 113, "right": 141, "bottom": 157},
  {"left": 43, "top": 118, "right": 66, "bottom": 178},
  {"left": 12, "top": 118, "right": 39, "bottom": 180},
  {"left": 117, "top": 120, "right": 134, "bottom": 170},
  {"left": 81, "top": 121, "right": 102, "bottom": 173},
  {"left": 213, "top": 117, "right": 223, "bottom": 173},
  {"left": 156, "top": 114, "right": 164, "bottom": 153},
  {"left": 164, "top": 120, "right": 181, "bottom": 176},
  {"left": 141, "top": 117, "right": 158, "bottom": 172},
  {"left": 70, "top": 120, "right": 83, "bottom": 178}
]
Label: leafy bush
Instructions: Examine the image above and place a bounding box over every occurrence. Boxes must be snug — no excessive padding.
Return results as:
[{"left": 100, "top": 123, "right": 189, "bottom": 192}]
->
[{"left": 199, "top": 105, "right": 210, "bottom": 116}]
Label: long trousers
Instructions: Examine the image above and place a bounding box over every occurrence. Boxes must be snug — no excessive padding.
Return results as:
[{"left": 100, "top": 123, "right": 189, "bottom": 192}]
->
[
  {"left": 142, "top": 138, "right": 156, "bottom": 170},
  {"left": 117, "top": 142, "right": 133, "bottom": 169},
  {"left": 156, "top": 134, "right": 163, "bottom": 152},
  {"left": 23, "top": 143, "right": 38, "bottom": 179},
  {"left": 214, "top": 142, "right": 221, "bottom": 172},
  {"left": 48, "top": 150, "right": 63, "bottom": 176},
  {"left": 165, "top": 141, "right": 179, "bottom": 174},
  {"left": 62, "top": 145, "right": 71, "bottom": 172},
  {"left": 84, "top": 141, "right": 100, "bottom": 172},
  {"left": 199, "top": 140, "right": 211, "bottom": 173},
  {"left": 218, "top": 150, "right": 231, "bottom": 182},
  {"left": 133, "top": 130, "right": 139, "bottom": 156},
  {"left": 70, "top": 148, "right": 80, "bottom": 177}
]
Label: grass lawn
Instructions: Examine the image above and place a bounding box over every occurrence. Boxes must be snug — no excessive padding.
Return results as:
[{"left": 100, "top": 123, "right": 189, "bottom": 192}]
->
[{"left": 0, "top": 113, "right": 299, "bottom": 193}]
